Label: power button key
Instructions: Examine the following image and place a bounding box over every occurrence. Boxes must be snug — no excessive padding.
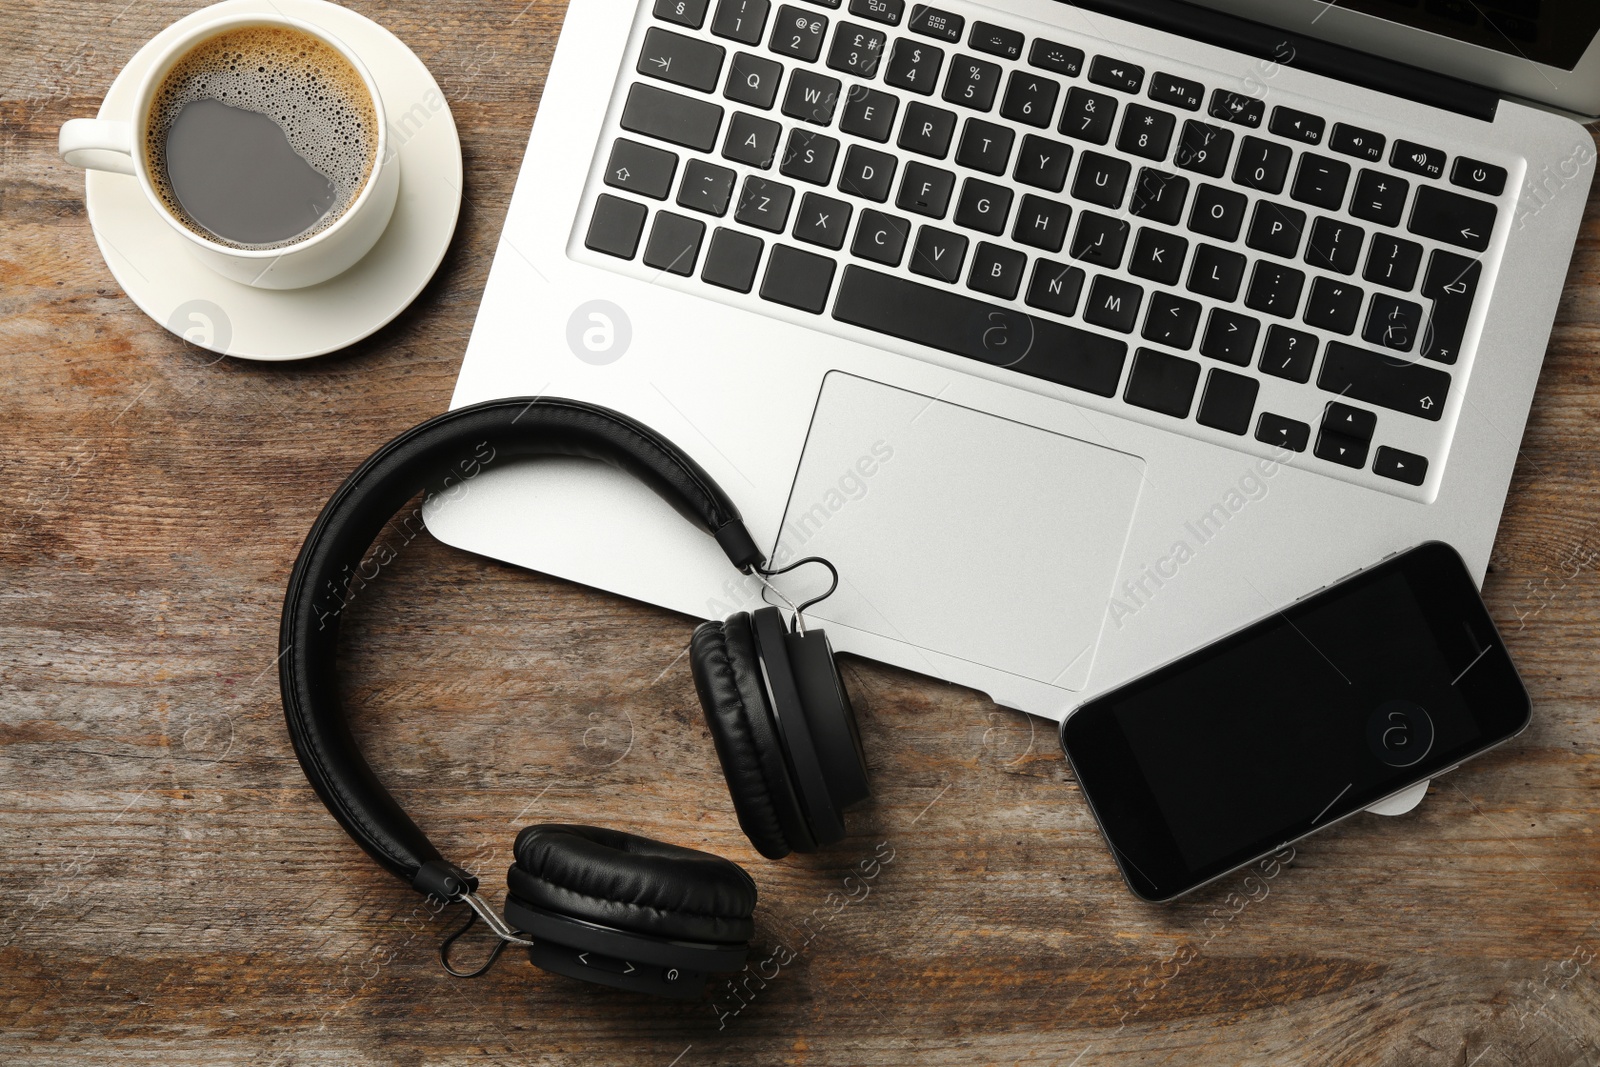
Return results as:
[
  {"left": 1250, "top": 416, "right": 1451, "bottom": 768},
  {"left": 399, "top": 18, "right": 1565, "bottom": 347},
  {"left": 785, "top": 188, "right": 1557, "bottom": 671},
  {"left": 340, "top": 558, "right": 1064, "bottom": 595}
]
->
[{"left": 1451, "top": 157, "right": 1507, "bottom": 197}]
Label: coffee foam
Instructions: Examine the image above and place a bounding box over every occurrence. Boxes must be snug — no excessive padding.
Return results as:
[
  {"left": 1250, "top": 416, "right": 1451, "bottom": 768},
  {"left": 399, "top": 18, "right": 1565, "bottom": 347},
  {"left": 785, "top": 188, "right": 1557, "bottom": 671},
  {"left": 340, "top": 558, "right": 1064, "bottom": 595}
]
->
[{"left": 145, "top": 26, "right": 378, "bottom": 249}]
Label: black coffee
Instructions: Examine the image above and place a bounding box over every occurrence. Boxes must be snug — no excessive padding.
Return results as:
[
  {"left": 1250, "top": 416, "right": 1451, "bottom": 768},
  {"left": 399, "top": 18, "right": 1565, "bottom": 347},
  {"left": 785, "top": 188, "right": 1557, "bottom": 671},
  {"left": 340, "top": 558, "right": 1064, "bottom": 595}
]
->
[{"left": 145, "top": 26, "right": 377, "bottom": 250}]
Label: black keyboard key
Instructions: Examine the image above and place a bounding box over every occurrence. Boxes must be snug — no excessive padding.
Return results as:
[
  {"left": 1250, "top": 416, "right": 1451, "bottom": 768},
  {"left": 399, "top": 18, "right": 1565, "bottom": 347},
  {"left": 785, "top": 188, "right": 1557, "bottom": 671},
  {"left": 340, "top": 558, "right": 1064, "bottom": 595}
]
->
[
  {"left": 794, "top": 191, "right": 853, "bottom": 249},
  {"left": 1315, "top": 428, "right": 1368, "bottom": 468},
  {"left": 885, "top": 38, "right": 944, "bottom": 94},
  {"left": 1291, "top": 154, "right": 1350, "bottom": 211},
  {"left": 899, "top": 100, "right": 957, "bottom": 156},
  {"left": 1260, "top": 324, "right": 1317, "bottom": 382},
  {"left": 1059, "top": 88, "right": 1118, "bottom": 145},
  {"left": 1197, "top": 369, "right": 1260, "bottom": 434},
  {"left": 1246, "top": 201, "right": 1306, "bottom": 259},
  {"left": 1374, "top": 446, "right": 1428, "bottom": 486},
  {"left": 1451, "top": 157, "right": 1507, "bottom": 197},
  {"left": 850, "top": 0, "right": 905, "bottom": 24},
  {"left": 657, "top": 0, "right": 712, "bottom": 29},
  {"left": 1142, "top": 291, "right": 1201, "bottom": 350},
  {"left": 839, "top": 144, "right": 896, "bottom": 200},
  {"left": 1129, "top": 168, "right": 1189, "bottom": 225},
  {"left": 1210, "top": 89, "right": 1263, "bottom": 128},
  {"left": 954, "top": 178, "right": 1012, "bottom": 235},
  {"left": 829, "top": 22, "right": 888, "bottom": 78},
  {"left": 1128, "top": 226, "right": 1188, "bottom": 286},
  {"left": 726, "top": 52, "right": 784, "bottom": 109},
  {"left": 898, "top": 160, "right": 954, "bottom": 216},
  {"left": 840, "top": 85, "right": 900, "bottom": 141},
  {"left": 702, "top": 226, "right": 765, "bottom": 290},
  {"left": 1364, "top": 233, "right": 1423, "bottom": 291},
  {"left": 955, "top": 118, "right": 1015, "bottom": 174},
  {"left": 1083, "top": 275, "right": 1143, "bottom": 333},
  {"left": 1149, "top": 72, "right": 1203, "bottom": 111},
  {"left": 783, "top": 69, "right": 842, "bottom": 124},
  {"left": 781, "top": 129, "right": 840, "bottom": 184},
  {"left": 1329, "top": 122, "right": 1384, "bottom": 162},
  {"left": 1363, "top": 292, "right": 1423, "bottom": 352},
  {"left": 1125, "top": 348, "right": 1200, "bottom": 417},
  {"left": 1419, "top": 250, "right": 1480, "bottom": 364},
  {"left": 1026, "top": 259, "right": 1086, "bottom": 317},
  {"left": 1188, "top": 183, "right": 1247, "bottom": 242},
  {"left": 1015, "top": 134, "right": 1073, "bottom": 192},
  {"left": 1409, "top": 186, "right": 1496, "bottom": 252},
  {"left": 1188, "top": 243, "right": 1246, "bottom": 302},
  {"left": 771, "top": 6, "right": 829, "bottom": 60},
  {"left": 835, "top": 265, "right": 1127, "bottom": 392},
  {"left": 909, "top": 225, "right": 967, "bottom": 281},
  {"left": 1303, "top": 277, "right": 1363, "bottom": 335},
  {"left": 643, "top": 210, "right": 707, "bottom": 274},
  {"left": 1234, "top": 136, "right": 1291, "bottom": 194},
  {"left": 1392, "top": 139, "right": 1446, "bottom": 180},
  {"left": 943, "top": 54, "right": 1001, "bottom": 111},
  {"left": 1118, "top": 104, "right": 1176, "bottom": 161},
  {"left": 908, "top": 3, "right": 963, "bottom": 42},
  {"left": 622, "top": 83, "right": 725, "bottom": 152},
  {"left": 970, "top": 21, "right": 1023, "bottom": 60},
  {"left": 1305, "top": 217, "right": 1364, "bottom": 276},
  {"left": 1089, "top": 56, "right": 1144, "bottom": 94},
  {"left": 761, "top": 243, "right": 837, "bottom": 311},
  {"left": 585, "top": 194, "right": 648, "bottom": 258},
  {"left": 1318, "top": 341, "right": 1451, "bottom": 420},
  {"left": 1013, "top": 194, "right": 1071, "bottom": 252},
  {"left": 605, "top": 138, "right": 679, "bottom": 200},
  {"left": 723, "top": 111, "right": 783, "bottom": 167},
  {"left": 1323, "top": 401, "right": 1376, "bottom": 440},
  {"left": 1201, "top": 308, "right": 1260, "bottom": 365},
  {"left": 1073, "top": 151, "right": 1131, "bottom": 209},
  {"left": 677, "top": 158, "right": 738, "bottom": 215},
  {"left": 735, "top": 175, "right": 796, "bottom": 231},
  {"left": 639, "top": 27, "right": 726, "bottom": 93},
  {"left": 1269, "top": 106, "right": 1324, "bottom": 145},
  {"left": 1350, "top": 168, "right": 1409, "bottom": 227},
  {"left": 1256, "top": 412, "right": 1309, "bottom": 452},
  {"left": 852, "top": 208, "right": 911, "bottom": 265},
  {"left": 1071, "top": 210, "right": 1128, "bottom": 267},
  {"left": 1245, "top": 261, "right": 1306, "bottom": 318},
  {"left": 968, "top": 241, "right": 1027, "bottom": 298},
  {"left": 1030, "top": 40, "right": 1085, "bottom": 77},
  {"left": 1175, "top": 120, "right": 1233, "bottom": 178},
  {"left": 713, "top": 0, "right": 771, "bottom": 43},
  {"left": 1001, "top": 71, "right": 1062, "bottom": 129}
]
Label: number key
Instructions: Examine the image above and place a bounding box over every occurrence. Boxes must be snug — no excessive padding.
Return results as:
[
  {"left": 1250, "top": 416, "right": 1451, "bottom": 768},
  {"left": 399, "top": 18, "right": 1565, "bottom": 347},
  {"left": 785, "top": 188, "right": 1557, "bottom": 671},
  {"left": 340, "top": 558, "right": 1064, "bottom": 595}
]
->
[
  {"left": 771, "top": 5, "right": 828, "bottom": 61},
  {"left": 827, "top": 21, "right": 887, "bottom": 78},
  {"left": 1000, "top": 71, "right": 1061, "bottom": 129},
  {"left": 1117, "top": 104, "right": 1175, "bottom": 162},
  {"left": 1059, "top": 87, "right": 1117, "bottom": 145},
  {"left": 1233, "top": 135, "right": 1292, "bottom": 194},
  {"left": 885, "top": 38, "right": 943, "bottom": 94},
  {"left": 712, "top": 0, "right": 770, "bottom": 44},
  {"left": 942, "top": 54, "right": 1001, "bottom": 111},
  {"left": 1174, "top": 120, "right": 1233, "bottom": 178}
]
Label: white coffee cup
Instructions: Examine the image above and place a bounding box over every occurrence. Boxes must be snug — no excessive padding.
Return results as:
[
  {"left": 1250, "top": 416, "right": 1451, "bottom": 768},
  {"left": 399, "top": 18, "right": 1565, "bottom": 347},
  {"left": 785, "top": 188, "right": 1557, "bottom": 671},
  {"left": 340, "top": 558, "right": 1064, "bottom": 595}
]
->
[{"left": 58, "top": 12, "right": 399, "bottom": 291}]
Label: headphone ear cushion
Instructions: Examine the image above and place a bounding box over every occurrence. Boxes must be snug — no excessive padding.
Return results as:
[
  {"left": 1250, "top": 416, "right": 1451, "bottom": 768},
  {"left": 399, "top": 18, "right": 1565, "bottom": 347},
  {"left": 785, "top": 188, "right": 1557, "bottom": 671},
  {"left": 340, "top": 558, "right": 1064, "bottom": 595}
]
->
[
  {"left": 691, "top": 614, "right": 813, "bottom": 859},
  {"left": 508, "top": 825, "right": 756, "bottom": 945}
]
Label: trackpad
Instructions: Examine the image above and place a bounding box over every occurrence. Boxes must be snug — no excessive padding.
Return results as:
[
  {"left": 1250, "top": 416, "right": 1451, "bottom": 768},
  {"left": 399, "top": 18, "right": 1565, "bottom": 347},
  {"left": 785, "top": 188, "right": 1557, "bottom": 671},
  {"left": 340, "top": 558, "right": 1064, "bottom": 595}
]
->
[{"left": 777, "top": 372, "right": 1144, "bottom": 690}]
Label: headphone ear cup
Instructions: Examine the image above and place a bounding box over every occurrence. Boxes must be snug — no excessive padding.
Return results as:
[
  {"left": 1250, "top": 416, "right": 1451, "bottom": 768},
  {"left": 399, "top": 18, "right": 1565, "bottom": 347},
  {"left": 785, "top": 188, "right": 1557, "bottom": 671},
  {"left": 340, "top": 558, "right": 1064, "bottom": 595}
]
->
[{"left": 690, "top": 614, "right": 814, "bottom": 859}]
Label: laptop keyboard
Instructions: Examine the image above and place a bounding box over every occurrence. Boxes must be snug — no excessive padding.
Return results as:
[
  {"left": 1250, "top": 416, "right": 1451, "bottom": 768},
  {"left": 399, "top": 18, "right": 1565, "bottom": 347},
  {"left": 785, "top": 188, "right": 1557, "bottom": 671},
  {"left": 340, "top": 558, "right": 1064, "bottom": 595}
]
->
[{"left": 575, "top": 0, "right": 1517, "bottom": 498}]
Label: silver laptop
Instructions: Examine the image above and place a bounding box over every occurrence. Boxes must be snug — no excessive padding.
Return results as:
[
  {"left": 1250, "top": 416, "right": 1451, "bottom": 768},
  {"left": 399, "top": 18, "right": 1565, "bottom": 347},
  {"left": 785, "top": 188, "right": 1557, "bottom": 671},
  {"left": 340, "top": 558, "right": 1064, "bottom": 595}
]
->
[{"left": 430, "top": 0, "right": 1596, "bottom": 723}]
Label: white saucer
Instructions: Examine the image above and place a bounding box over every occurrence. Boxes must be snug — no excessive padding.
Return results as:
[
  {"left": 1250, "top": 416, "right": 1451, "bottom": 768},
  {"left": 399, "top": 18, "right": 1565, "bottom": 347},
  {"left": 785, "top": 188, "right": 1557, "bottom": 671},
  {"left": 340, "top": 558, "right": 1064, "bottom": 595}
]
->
[{"left": 83, "top": 0, "right": 463, "bottom": 361}]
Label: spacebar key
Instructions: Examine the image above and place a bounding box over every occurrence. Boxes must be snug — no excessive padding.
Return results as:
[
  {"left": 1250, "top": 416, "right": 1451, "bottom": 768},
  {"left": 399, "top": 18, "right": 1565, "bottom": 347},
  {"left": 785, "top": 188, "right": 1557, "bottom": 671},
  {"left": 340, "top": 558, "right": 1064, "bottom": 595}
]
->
[{"left": 832, "top": 266, "right": 1128, "bottom": 397}]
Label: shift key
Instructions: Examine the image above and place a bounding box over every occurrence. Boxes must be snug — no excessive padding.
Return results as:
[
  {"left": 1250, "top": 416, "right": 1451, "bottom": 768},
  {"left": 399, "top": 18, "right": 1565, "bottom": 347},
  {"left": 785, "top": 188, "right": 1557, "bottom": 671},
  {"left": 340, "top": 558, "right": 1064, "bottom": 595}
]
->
[
  {"left": 621, "top": 83, "right": 725, "bottom": 152},
  {"left": 1319, "top": 341, "right": 1451, "bottom": 421}
]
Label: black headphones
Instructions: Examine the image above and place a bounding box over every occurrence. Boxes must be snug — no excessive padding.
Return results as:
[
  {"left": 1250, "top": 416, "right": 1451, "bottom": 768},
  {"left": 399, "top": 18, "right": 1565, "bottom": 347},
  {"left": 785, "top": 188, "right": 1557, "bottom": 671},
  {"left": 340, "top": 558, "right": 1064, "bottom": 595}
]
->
[{"left": 279, "top": 397, "right": 871, "bottom": 999}]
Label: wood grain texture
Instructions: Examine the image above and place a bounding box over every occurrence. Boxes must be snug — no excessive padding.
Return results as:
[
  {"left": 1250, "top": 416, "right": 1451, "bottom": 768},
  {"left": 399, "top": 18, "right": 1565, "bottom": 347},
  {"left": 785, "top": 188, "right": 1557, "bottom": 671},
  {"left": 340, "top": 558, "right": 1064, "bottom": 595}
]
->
[{"left": 3, "top": 3, "right": 1599, "bottom": 1064}]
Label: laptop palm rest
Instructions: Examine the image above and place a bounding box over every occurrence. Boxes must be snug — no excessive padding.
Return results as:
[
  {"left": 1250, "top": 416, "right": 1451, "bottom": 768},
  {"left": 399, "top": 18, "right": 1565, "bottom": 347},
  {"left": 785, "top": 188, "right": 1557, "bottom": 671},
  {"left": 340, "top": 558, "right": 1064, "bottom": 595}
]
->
[{"left": 778, "top": 373, "right": 1145, "bottom": 691}]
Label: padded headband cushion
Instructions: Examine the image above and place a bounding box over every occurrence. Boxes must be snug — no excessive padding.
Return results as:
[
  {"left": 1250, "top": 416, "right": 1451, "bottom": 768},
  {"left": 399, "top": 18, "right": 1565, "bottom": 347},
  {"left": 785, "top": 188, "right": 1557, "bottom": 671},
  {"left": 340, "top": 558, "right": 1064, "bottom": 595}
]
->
[
  {"left": 690, "top": 613, "right": 813, "bottom": 860},
  {"left": 509, "top": 825, "right": 756, "bottom": 945}
]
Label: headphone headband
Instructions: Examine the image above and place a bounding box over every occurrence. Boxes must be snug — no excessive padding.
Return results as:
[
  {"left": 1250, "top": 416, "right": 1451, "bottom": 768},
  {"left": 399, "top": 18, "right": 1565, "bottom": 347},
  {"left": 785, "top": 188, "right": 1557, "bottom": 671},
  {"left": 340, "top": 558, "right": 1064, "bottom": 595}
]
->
[{"left": 279, "top": 398, "right": 765, "bottom": 890}]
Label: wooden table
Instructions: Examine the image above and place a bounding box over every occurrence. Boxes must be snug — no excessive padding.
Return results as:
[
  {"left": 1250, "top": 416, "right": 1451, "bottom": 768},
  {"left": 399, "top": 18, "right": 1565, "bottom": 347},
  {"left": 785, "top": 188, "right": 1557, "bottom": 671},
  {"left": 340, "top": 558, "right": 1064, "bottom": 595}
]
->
[{"left": 4, "top": 3, "right": 1599, "bottom": 1063}]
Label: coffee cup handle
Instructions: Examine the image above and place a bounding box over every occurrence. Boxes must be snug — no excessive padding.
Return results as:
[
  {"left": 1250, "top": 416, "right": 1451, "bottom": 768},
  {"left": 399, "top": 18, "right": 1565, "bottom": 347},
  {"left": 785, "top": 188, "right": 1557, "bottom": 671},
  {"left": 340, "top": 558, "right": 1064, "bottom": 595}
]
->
[{"left": 59, "top": 119, "right": 138, "bottom": 176}]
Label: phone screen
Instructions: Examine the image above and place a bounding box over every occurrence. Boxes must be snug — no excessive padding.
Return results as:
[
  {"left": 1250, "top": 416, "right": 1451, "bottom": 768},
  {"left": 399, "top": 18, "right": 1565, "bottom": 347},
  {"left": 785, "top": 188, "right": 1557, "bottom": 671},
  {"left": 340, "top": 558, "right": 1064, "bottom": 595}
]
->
[{"left": 1060, "top": 542, "right": 1530, "bottom": 901}]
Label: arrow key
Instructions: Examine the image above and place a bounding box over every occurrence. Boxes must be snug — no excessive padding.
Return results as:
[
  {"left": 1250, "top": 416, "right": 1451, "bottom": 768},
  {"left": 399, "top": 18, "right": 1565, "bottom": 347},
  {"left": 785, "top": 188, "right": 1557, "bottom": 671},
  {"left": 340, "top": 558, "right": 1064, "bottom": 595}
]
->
[
  {"left": 1374, "top": 445, "right": 1428, "bottom": 486},
  {"left": 1408, "top": 185, "right": 1496, "bottom": 252},
  {"left": 1314, "top": 427, "right": 1370, "bottom": 468}
]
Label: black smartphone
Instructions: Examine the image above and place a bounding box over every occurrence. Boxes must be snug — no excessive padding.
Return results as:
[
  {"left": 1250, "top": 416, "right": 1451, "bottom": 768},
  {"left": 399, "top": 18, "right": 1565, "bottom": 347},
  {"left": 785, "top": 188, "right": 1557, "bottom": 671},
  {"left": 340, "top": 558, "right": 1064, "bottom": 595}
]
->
[{"left": 1060, "top": 541, "right": 1531, "bottom": 902}]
